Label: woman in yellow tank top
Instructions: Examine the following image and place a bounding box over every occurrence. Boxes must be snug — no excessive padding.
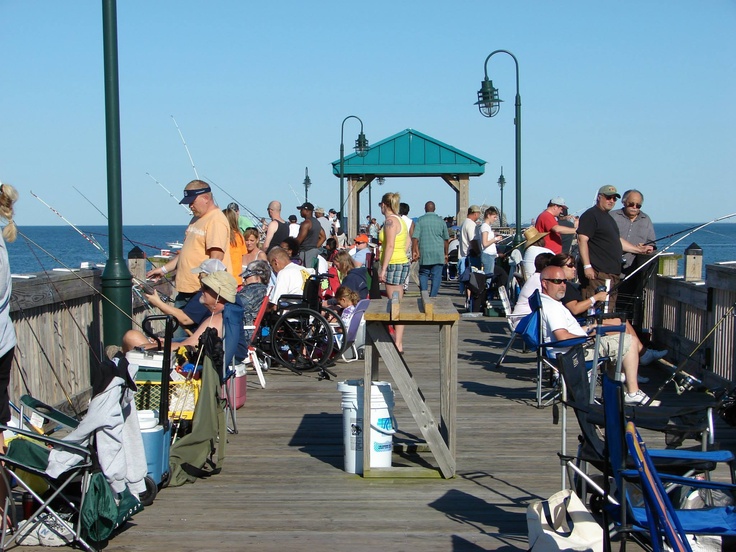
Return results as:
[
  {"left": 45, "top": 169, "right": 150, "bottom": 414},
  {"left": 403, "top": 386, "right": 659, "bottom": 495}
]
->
[{"left": 378, "top": 192, "right": 410, "bottom": 353}]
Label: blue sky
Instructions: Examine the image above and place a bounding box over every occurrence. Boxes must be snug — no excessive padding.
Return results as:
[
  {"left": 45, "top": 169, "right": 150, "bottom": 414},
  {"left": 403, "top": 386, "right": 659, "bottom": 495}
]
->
[{"left": 1, "top": 1, "right": 734, "bottom": 229}]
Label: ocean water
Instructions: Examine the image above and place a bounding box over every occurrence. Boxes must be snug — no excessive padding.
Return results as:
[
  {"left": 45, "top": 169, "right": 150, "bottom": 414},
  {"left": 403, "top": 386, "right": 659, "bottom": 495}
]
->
[{"left": 4, "top": 223, "right": 736, "bottom": 276}]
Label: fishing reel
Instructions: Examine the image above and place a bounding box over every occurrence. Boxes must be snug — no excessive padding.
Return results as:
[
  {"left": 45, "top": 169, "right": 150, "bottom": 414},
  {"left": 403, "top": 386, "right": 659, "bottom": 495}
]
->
[{"left": 671, "top": 370, "right": 702, "bottom": 395}]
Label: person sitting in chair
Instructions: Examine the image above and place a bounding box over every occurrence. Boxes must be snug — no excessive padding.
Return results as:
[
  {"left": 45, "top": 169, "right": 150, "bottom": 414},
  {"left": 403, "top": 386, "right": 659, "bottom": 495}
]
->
[
  {"left": 538, "top": 265, "right": 658, "bottom": 406},
  {"left": 237, "top": 260, "right": 271, "bottom": 344},
  {"left": 123, "top": 271, "right": 246, "bottom": 360}
]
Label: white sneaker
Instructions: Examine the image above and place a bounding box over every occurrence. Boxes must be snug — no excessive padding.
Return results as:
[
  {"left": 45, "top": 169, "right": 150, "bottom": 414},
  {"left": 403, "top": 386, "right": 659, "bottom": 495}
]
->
[
  {"left": 625, "top": 390, "right": 660, "bottom": 407},
  {"left": 15, "top": 519, "right": 41, "bottom": 546},
  {"left": 37, "top": 515, "right": 74, "bottom": 547}
]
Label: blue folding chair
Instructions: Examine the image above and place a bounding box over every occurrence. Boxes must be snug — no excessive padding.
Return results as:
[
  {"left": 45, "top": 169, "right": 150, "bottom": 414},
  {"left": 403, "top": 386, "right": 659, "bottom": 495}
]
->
[{"left": 625, "top": 422, "right": 736, "bottom": 551}]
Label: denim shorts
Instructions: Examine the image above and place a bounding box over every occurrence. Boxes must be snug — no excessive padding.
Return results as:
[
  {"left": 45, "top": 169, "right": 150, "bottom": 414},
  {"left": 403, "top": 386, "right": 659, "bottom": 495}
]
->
[{"left": 385, "top": 263, "right": 410, "bottom": 286}]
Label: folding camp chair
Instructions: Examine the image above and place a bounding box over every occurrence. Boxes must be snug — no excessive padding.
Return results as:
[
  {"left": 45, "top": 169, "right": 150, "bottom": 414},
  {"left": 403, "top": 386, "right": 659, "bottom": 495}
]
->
[
  {"left": 492, "top": 286, "right": 528, "bottom": 370},
  {"left": 1, "top": 356, "right": 146, "bottom": 550},
  {"left": 222, "top": 298, "right": 248, "bottom": 435},
  {"left": 625, "top": 422, "right": 736, "bottom": 551},
  {"left": 338, "top": 298, "right": 370, "bottom": 363},
  {"left": 558, "top": 347, "right": 729, "bottom": 505}
]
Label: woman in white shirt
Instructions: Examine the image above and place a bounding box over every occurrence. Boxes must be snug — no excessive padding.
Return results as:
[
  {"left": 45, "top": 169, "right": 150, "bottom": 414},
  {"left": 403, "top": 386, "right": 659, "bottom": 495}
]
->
[{"left": 479, "top": 207, "right": 503, "bottom": 276}]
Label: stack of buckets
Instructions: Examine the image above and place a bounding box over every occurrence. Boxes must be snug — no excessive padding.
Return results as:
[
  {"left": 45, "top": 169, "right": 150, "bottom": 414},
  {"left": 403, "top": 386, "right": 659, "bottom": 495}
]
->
[{"left": 336, "top": 379, "right": 396, "bottom": 474}]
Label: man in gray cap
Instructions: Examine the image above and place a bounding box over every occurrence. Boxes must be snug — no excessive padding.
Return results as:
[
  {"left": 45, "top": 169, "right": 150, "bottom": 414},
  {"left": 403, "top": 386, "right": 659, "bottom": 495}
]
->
[
  {"left": 534, "top": 197, "right": 578, "bottom": 255},
  {"left": 577, "top": 185, "right": 652, "bottom": 310},
  {"left": 457, "top": 205, "right": 482, "bottom": 304}
]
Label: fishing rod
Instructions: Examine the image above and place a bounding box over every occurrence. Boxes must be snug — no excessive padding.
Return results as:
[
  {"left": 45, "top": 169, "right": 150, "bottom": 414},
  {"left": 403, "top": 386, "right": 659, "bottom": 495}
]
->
[
  {"left": 610, "top": 211, "right": 736, "bottom": 295},
  {"left": 172, "top": 115, "right": 200, "bottom": 179},
  {"left": 72, "top": 186, "right": 165, "bottom": 252},
  {"left": 643, "top": 219, "right": 734, "bottom": 246},
  {"left": 647, "top": 301, "right": 736, "bottom": 404},
  {"left": 203, "top": 176, "right": 264, "bottom": 223},
  {"left": 147, "top": 172, "right": 192, "bottom": 216},
  {"left": 30, "top": 191, "right": 107, "bottom": 257}
]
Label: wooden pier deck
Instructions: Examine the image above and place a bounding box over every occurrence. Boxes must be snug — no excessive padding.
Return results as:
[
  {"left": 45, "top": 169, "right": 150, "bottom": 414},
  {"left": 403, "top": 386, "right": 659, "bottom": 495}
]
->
[{"left": 17, "top": 281, "right": 735, "bottom": 551}]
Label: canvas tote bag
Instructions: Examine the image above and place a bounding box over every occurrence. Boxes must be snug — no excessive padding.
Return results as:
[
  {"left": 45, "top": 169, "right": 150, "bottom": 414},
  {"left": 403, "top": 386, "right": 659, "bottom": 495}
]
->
[{"left": 527, "top": 489, "right": 604, "bottom": 552}]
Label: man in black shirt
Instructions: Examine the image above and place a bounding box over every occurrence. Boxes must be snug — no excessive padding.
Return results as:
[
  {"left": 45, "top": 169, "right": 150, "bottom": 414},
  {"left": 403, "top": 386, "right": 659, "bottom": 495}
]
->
[{"left": 577, "top": 185, "right": 652, "bottom": 310}]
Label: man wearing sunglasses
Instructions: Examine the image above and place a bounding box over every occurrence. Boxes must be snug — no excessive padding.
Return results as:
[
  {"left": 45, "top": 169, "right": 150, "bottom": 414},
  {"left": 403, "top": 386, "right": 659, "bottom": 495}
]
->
[
  {"left": 611, "top": 189, "right": 656, "bottom": 274},
  {"left": 539, "top": 266, "right": 657, "bottom": 406},
  {"left": 577, "top": 185, "right": 653, "bottom": 310}
]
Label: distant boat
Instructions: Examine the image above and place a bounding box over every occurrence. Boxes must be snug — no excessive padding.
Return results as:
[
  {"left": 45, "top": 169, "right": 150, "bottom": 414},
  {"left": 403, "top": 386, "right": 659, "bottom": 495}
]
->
[
  {"left": 166, "top": 241, "right": 183, "bottom": 250},
  {"left": 148, "top": 248, "right": 179, "bottom": 268}
]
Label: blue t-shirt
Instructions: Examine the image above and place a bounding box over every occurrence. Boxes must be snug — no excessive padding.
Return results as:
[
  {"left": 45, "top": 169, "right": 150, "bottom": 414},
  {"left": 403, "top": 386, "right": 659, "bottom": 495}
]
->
[{"left": 182, "top": 291, "right": 209, "bottom": 329}]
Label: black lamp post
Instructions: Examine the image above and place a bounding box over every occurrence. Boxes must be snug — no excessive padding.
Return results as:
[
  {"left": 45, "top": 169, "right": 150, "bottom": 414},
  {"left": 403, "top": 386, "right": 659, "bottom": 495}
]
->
[
  {"left": 497, "top": 166, "right": 506, "bottom": 227},
  {"left": 302, "top": 167, "right": 311, "bottom": 202},
  {"left": 476, "top": 50, "right": 523, "bottom": 246},
  {"left": 339, "top": 116, "right": 369, "bottom": 231}
]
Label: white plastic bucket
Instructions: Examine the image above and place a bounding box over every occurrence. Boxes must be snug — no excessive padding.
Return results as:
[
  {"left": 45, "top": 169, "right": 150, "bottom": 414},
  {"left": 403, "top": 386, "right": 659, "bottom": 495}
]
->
[{"left": 336, "top": 379, "right": 396, "bottom": 474}]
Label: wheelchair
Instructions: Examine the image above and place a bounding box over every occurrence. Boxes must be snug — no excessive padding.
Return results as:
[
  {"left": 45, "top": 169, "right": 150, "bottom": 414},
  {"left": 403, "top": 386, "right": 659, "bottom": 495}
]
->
[{"left": 254, "top": 273, "right": 347, "bottom": 379}]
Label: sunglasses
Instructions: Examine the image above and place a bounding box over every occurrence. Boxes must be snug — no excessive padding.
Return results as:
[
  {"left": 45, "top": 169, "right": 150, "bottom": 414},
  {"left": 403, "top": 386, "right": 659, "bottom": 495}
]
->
[
  {"left": 564, "top": 263, "right": 575, "bottom": 268},
  {"left": 543, "top": 278, "right": 567, "bottom": 285},
  {"left": 626, "top": 202, "right": 642, "bottom": 208},
  {"left": 602, "top": 194, "right": 618, "bottom": 200}
]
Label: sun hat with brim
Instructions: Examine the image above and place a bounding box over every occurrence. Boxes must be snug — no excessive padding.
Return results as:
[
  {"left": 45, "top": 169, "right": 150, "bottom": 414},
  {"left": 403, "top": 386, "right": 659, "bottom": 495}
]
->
[
  {"left": 200, "top": 271, "right": 237, "bottom": 303},
  {"left": 597, "top": 185, "right": 620, "bottom": 198},
  {"left": 190, "top": 258, "right": 227, "bottom": 274},
  {"left": 523, "top": 227, "right": 549, "bottom": 247},
  {"left": 180, "top": 186, "right": 211, "bottom": 204}
]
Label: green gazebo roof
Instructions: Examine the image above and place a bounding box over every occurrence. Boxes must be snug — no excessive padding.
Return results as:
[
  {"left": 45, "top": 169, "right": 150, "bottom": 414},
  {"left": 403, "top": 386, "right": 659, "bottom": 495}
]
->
[{"left": 331, "top": 128, "right": 486, "bottom": 177}]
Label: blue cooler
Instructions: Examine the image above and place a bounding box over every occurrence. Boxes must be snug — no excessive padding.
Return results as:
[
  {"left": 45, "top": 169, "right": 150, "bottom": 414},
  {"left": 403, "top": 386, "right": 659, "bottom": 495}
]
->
[{"left": 139, "top": 410, "right": 172, "bottom": 485}]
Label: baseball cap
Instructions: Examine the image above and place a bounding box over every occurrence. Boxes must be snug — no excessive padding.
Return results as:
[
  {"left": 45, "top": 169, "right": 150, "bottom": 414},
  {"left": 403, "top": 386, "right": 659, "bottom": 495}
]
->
[
  {"left": 190, "top": 258, "right": 227, "bottom": 275},
  {"left": 296, "top": 202, "right": 314, "bottom": 211},
  {"left": 200, "top": 271, "right": 237, "bottom": 303},
  {"left": 288, "top": 214, "right": 297, "bottom": 222},
  {"left": 598, "top": 185, "right": 621, "bottom": 198},
  {"left": 179, "top": 186, "right": 211, "bottom": 204},
  {"left": 354, "top": 234, "right": 369, "bottom": 244},
  {"left": 226, "top": 202, "right": 240, "bottom": 211},
  {"left": 468, "top": 205, "right": 482, "bottom": 214},
  {"left": 314, "top": 206, "right": 325, "bottom": 214},
  {"left": 550, "top": 197, "right": 567, "bottom": 207}
]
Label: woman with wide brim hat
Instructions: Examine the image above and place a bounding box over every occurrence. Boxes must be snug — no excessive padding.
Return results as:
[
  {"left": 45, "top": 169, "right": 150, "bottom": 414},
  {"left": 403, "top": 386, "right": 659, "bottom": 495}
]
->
[{"left": 521, "top": 227, "right": 553, "bottom": 280}]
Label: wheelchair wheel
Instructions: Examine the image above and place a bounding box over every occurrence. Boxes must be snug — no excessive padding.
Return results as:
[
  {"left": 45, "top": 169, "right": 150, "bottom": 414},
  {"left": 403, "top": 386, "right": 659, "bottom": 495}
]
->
[
  {"left": 321, "top": 307, "right": 348, "bottom": 355},
  {"left": 272, "top": 308, "right": 334, "bottom": 372}
]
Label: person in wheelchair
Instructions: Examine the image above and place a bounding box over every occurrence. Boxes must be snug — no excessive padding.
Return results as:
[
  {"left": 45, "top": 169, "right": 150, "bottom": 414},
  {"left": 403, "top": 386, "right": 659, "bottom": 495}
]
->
[
  {"left": 237, "top": 260, "right": 271, "bottom": 344},
  {"left": 123, "top": 271, "right": 246, "bottom": 357},
  {"left": 267, "top": 246, "right": 309, "bottom": 311}
]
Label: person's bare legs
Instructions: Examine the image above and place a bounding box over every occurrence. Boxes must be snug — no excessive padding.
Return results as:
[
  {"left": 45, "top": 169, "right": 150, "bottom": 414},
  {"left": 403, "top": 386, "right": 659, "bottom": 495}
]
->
[
  {"left": 621, "top": 341, "right": 641, "bottom": 395},
  {"left": 385, "top": 283, "right": 405, "bottom": 353}
]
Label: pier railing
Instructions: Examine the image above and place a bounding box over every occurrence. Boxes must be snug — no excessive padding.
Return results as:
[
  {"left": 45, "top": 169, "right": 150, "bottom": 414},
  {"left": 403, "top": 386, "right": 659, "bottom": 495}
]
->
[
  {"left": 646, "top": 261, "right": 736, "bottom": 381},
  {"left": 8, "top": 264, "right": 168, "bottom": 412}
]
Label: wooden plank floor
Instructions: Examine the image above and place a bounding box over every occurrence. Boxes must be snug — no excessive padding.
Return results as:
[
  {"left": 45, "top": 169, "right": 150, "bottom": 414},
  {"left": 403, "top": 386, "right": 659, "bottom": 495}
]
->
[{"left": 19, "top": 279, "right": 735, "bottom": 551}]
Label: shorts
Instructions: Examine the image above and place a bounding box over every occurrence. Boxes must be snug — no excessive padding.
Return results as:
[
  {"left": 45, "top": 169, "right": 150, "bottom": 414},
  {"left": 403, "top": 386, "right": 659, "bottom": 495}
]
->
[
  {"left": 584, "top": 333, "right": 631, "bottom": 363},
  {"left": 0, "top": 347, "right": 14, "bottom": 424},
  {"left": 385, "top": 263, "right": 411, "bottom": 286}
]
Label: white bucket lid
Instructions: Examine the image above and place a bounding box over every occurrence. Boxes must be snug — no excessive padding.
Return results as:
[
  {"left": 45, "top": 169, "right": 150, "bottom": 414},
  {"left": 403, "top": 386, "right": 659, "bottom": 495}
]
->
[{"left": 137, "top": 409, "right": 158, "bottom": 430}]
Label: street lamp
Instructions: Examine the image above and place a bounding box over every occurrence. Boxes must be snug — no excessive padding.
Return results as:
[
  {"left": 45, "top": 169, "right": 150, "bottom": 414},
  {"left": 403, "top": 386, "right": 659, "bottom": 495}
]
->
[
  {"left": 370, "top": 176, "right": 385, "bottom": 221},
  {"left": 497, "top": 166, "right": 506, "bottom": 227},
  {"left": 302, "top": 166, "right": 312, "bottom": 202},
  {"left": 339, "top": 116, "right": 369, "bottom": 232},
  {"left": 476, "top": 50, "right": 523, "bottom": 247}
]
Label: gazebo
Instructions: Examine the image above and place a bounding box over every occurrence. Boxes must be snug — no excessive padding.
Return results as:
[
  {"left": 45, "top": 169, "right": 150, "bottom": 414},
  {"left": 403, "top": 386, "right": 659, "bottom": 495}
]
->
[{"left": 331, "top": 128, "right": 486, "bottom": 236}]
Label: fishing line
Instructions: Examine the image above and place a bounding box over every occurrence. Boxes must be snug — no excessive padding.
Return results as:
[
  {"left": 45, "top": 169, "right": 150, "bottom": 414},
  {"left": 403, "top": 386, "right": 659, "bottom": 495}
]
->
[
  {"left": 202, "top": 176, "right": 264, "bottom": 223},
  {"left": 72, "top": 186, "right": 167, "bottom": 253},
  {"left": 30, "top": 191, "right": 107, "bottom": 257},
  {"left": 611, "top": 211, "right": 736, "bottom": 294},
  {"left": 146, "top": 173, "right": 193, "bottom": 216},
  {"left": 17, "top": 230, "right": 142, "bottom": 329}
]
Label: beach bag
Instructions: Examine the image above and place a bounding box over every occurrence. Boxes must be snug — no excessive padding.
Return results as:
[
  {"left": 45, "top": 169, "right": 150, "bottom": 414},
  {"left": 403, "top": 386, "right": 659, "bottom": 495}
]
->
[{"left": 527, "top": 489, "right": 604, "bottom": 552}]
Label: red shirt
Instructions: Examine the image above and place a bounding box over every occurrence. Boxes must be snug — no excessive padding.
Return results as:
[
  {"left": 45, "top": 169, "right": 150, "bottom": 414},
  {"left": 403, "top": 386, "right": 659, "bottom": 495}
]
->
[{"left": 535, "top": 210, "right": 562, "bottom": 254}]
